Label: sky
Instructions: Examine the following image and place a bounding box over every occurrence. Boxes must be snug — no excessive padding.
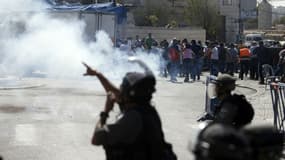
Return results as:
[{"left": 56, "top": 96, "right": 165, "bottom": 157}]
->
[{"left": 260, "top": 0, "right": 285, "bottom": 7}]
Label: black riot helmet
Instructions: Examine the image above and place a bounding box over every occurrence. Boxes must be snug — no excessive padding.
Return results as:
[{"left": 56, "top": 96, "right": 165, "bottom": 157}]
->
[
  {"left": 120, "top": 72, "right": 156, "bottom": 104},
  {"left": 215, "top": 74, "right": 237, "bottom": 90},
  {"left": 193, "top": 123, "right": 251, "bottom": 160},
  {"left": 120, "top": 57, "right": 156, "bottom": 105},
  {"left": 213, "top": 74, "right": 237, "bottom": 97},
  {"left": 242, "top": 125, "right": 284, "bottom": 160}
]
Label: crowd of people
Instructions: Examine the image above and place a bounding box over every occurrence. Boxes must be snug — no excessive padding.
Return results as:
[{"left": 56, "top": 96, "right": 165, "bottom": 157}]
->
[
  {"left": 3, "top": 36, "right": 283, "bottom": 160},
  {"left": 2, "top": 33, "right": 284, "bottom": 160},
  {"left": 118, "top": 33, "right": 285, "bottom": 85},
  {"left": 87, "top": 32, "right": 285, "bottom": 160},
  {"left": 83, "top": 52, "right": 283, "bottom": 160}
]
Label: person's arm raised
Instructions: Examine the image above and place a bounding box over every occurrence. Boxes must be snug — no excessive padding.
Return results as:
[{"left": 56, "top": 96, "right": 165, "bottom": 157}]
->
[{"left": 82, "top": 62, "right": 120, "bottom": 97}]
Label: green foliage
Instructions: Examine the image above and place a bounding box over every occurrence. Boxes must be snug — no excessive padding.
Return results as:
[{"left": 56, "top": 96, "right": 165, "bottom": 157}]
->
[
  {"left": 80, "top": 0, "right": 93, "bottom": 4},
  {"left": 273, "top": 16, "right": 285, "bottom": 25},
  {"left": 116, "top": 0, "right": 123, "bottom": 4},
  {"left": 148, "top": 15, "right": 159, "bottom": 26},
  {"left": 185, "top": 0, "right": 222, "bottom": 39},
  {"left": 170, "top": 20, "right": 177, "bottom": 28},
  {"left": 133, "top": 8, "right": 149, "bottom": 26},
  {"left": 279, "top": 16, "right": 285, "bottom": 24},
  {"left": 132, "top": 0, "right": 172, "bottom": 26},
  {"left": 244, "top": 18, "right": 258, "bottom": 29}
]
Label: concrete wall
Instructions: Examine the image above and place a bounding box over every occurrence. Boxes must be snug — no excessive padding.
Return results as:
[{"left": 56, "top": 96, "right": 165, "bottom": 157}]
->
[{"left": 121, "top": 26, "right": 206, "bottom": 42}]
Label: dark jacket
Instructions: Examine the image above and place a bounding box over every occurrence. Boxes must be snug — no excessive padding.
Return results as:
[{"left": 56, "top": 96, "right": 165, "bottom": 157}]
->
[
  {"left": 254, "top": 46, "right": 271, "bottom": 64},
  {"left": 96, "top": 105, "right": 174, "bottom": 160},
  {"left": 215, "top": 94, "right": 254, "bottom": 128}
]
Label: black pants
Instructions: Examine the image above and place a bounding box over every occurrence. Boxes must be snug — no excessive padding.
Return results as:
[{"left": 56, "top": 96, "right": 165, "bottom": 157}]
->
[
  {"left": 239, "top": 60, "right": 250, "bottom": 80},
  {"left": 258, "top": 63, "right": 267, "bottom": 83},
  {"left": 250, "top": 58, "right": 258, "bottom": 80}
]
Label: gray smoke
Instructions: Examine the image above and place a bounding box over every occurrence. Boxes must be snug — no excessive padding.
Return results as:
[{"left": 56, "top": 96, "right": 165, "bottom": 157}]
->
[{"left": 0, "top": 0, "right": 160, "bottom": 80}]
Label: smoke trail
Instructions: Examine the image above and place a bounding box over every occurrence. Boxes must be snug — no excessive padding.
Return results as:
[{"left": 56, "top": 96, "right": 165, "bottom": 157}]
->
[{"left": 0, "top": 0, "right": 161, "bottom": 80}]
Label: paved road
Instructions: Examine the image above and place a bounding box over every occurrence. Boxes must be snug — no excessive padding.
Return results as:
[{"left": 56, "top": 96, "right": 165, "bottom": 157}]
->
[{"left": 0, "top": 75, "right": 274, "bottom": 160}]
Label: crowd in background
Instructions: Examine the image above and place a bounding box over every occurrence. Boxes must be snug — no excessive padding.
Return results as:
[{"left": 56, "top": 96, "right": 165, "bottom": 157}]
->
[
  {"left": 117, "top": 33, "right": 285, "bottom": 85},
  {"left": 98, "top": 33, "right": 285, "bottom": 160}
]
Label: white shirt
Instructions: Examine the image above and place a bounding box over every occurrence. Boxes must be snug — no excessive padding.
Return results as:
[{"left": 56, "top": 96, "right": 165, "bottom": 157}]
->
[{"left": 211, "top": 47, "right": 219, "bottom": 60}]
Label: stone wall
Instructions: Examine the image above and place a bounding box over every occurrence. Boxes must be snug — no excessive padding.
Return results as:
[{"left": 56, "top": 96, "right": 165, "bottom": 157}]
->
[{"left": 120, "top": 26, "right": 206, "bottom": 42}]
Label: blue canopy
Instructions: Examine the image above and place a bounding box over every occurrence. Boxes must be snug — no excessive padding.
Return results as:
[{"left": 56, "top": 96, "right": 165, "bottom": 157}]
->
[{"left": 45, "top": 1, "right": 127, "bottom": 24}]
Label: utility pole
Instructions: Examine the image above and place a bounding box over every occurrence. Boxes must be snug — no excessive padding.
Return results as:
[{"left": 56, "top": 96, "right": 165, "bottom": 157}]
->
[
  {"left": 238, "top": 0, "right": 241, "bottom": 42},
  {"left": 204, "top": 0, "right": 208, "bottom": 32},
  {"left": 238, "top": 0, "right": 243, "bottom": 42}
]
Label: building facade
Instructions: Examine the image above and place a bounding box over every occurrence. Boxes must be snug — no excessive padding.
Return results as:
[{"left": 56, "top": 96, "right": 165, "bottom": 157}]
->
[
  {"left": 219, "top": 0, "right": 257, "bottom": 42},
  {"left": 258, "top": 0, "right": 272, "bottom": 29}
]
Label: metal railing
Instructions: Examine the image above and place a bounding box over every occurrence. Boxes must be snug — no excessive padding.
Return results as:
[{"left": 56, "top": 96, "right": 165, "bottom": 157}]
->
[{"left": 270, "top": 82, "right": 285, "bottom": 132}]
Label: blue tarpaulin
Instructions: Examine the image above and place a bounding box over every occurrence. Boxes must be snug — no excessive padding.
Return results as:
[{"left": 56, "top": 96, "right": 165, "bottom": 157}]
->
[{"left": 44, "top": 0, "right": 127, "bottom": 24}]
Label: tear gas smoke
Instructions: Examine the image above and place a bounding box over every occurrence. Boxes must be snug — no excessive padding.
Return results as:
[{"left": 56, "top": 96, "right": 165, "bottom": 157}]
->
[{"left": 0, "top": 0, "right": 161, "bottom": 82}]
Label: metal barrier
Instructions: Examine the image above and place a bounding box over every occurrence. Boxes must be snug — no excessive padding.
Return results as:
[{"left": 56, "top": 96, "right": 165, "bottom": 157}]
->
[
  {"left": 204, "top": 75, "right": 218, "bottom": 115},
  {"left": 270, "top": 82, "right": 285, "bottom": 132},
  {"left": 197, "top": 75, "right": 217, "bottom": 121}
]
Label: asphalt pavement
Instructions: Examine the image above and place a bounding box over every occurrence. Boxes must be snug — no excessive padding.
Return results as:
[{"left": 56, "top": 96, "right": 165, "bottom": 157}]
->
[{"left": 0, "top": 73, "right": 276, "bottom": 160}]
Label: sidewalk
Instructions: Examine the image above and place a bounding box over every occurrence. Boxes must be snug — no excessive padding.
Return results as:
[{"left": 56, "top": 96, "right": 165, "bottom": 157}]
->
[
  {"left": 235, "top": 78, "right": 275, "bottom": 126},
  {"left": 158, "top": 72, "right": 275, "bottom": 126}
]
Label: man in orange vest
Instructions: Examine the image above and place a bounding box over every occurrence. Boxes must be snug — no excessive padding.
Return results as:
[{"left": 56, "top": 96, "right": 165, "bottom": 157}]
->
[{"left": 239, "top": 47, "right": 251, "bottom": 80}]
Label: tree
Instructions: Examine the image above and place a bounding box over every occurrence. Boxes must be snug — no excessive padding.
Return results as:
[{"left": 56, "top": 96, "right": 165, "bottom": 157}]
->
[
  {"left": 80, "top": 0, "right": 112, "bottom": 4},
  {"left": 167, "top": 0, "right": 176, "bottom": 7},
  {"left": 279, "top": 16, "right": 285, "bottom": 25},
  {"left": 148, "top": 15, "right": 159, "bottom": 26},
  {"left": 80, "top": 0, "right": 94, "bottom": 4},
  {"left": 244, "top": 18, "right": 258, "bottom": 29},
  {"left": 185, "top": 0, "right": 223, "bottom": 40},
  {"left": 132, "top": 0, "right": 173, "bottom": 27},
  {"left": 273, "top": 16, "right": 285, "bottom": 26}
]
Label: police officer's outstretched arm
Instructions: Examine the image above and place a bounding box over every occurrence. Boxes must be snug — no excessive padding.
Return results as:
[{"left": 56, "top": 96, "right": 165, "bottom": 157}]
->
[
  {"left": 82, "top": 62, "right": 120, "bottom": 98},
  {"left": 128, "top": 57, "right": 153, "bottom": 75},
  {"left": 91, "top": 91, "right": 116, "bottom": 145}
]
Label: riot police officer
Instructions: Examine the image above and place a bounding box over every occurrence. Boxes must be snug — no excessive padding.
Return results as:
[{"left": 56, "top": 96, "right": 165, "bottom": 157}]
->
[
  {"left": 192, "top": 123, "right": 251, "bottom": 160},
  {"left": 213, "top": 74, "right": 255, "bottom": 128}
]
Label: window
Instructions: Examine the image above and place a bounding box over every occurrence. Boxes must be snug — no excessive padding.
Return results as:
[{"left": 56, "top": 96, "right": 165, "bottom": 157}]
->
[{"left": 223, "top": 0, "right": 232, "bottom": 6}]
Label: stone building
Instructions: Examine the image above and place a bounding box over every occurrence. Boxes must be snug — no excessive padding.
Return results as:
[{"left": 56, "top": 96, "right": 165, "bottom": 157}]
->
[
  {"left": 258, "top": 0, "right": 272, "bottom": 29},
  {"left": 54, "top": 0, "right": 113, "bottom": 4},
  {"left": 219, "top": 0, "right": 257, "bottom": 43}
]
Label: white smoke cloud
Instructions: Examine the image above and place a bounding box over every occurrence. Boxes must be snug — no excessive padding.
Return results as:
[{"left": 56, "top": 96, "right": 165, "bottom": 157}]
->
[{"left": 0, "top": 0, "right": 161, "bottom": 80}]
